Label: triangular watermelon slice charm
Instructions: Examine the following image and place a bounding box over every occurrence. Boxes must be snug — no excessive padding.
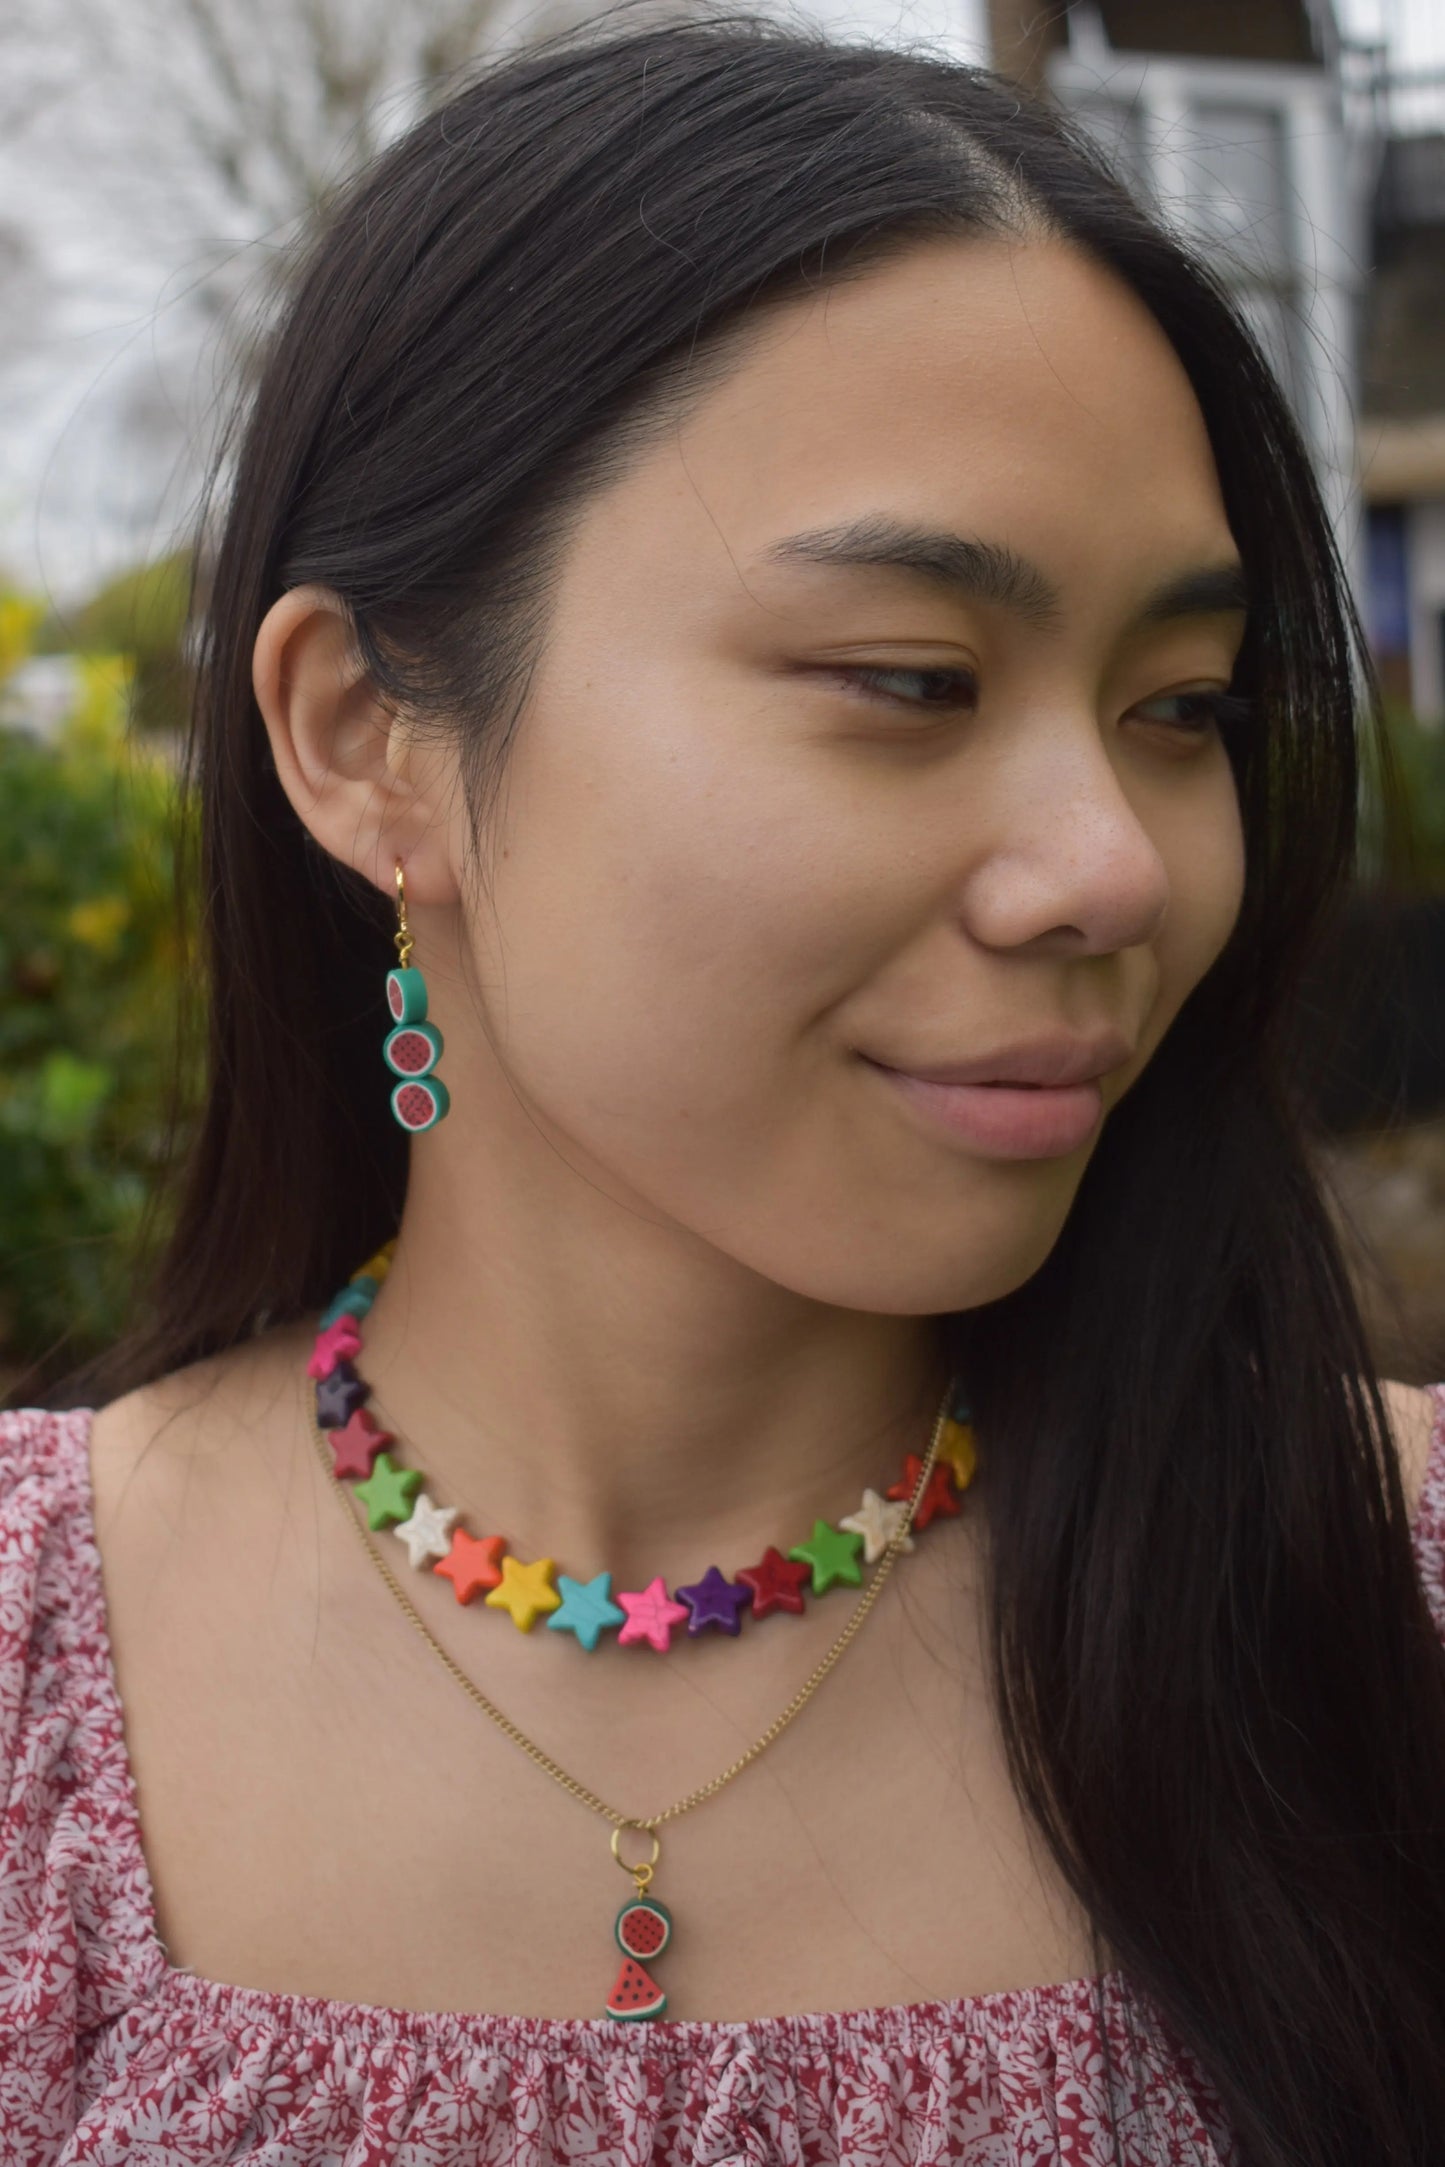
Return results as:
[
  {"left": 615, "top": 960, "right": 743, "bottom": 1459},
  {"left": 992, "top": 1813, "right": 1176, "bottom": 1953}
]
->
[{"left": 605, "top": 1954, "right": 667, "bottom": 2021}]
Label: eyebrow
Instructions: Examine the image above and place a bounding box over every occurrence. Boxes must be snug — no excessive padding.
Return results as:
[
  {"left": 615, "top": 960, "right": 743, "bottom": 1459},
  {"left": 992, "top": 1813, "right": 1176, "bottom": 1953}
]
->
[{"left": 756, "top": 516, "right": 1249, "bottom": 631}]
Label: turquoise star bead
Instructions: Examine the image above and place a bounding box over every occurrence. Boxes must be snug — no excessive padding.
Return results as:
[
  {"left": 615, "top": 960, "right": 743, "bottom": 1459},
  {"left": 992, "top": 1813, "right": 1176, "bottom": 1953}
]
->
[
  {"left": 320, "top": 1276, "right": 379, "bottom": 1330},
  {"left": 787, "top": 1519, "right": 864, "bottom": 1595},
  {"left": 547, "top": 1571, "right": 626, "bottom": 1651},
  {"left": 354, "top": 1451, "right": 423, "bottom": 1530}
]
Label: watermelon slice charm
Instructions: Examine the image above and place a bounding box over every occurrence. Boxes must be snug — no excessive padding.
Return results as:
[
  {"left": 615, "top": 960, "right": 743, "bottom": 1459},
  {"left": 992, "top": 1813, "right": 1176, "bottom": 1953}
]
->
[
  {"left": 606, "top": 1827, "right": 671, "bottom": 2020},
  {"left": 605, "top": 1955, "right": 666, "bottom": 2020}
]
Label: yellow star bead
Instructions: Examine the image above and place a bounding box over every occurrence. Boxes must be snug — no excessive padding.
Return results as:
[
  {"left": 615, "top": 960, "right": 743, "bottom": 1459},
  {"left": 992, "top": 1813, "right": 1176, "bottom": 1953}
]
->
[
  {"left": 484, "top": 1553, "right": 562, "bottom": 1632},
  {"left": 937, "top": 1419, "right": 978, "bottom": 1489},
  {"left": 360, "top": 1244, "right": 396, "bottom": 1282}
]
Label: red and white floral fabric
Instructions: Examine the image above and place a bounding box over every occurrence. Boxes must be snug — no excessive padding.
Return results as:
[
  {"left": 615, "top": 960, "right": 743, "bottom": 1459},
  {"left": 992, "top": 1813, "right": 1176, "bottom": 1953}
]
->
[{"left": 2, "top": 1393, "right": 1443, "bottom": 2165}]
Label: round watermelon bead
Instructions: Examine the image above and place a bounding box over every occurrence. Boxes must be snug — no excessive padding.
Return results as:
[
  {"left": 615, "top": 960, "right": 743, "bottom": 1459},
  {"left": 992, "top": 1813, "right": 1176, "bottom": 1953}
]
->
[
  {"left": 615, "top": 1897, "right": 672, "bottom": 1961},
  {"left": 392, "top": 1074, "right": 451, "bottom": 1132},
  {"left": 383, "top": 1021, "right": 444, "bottom": 1079},
  {"left": 385, "top": 967, "right": 429, "bottom": 1025}
]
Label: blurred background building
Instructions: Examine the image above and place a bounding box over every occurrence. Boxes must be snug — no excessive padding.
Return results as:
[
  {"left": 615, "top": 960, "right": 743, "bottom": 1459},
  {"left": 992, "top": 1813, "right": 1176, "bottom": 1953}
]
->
[
  {"left": 992, "top": 0, "right": 1445, "bottom": 730},
  {"left": 1364, "top": 127, "right": 1445, "bottom": 724},
  {"left": 3, "top": 0, "right": 1445, "bottom": 1396}
]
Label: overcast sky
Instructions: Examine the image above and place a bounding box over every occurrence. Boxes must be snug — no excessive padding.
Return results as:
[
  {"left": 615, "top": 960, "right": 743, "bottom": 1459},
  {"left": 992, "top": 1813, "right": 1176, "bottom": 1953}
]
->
[
  {"left": 1342, "top": 0, "right": 1443, "bottom": 68},
  {"left": 1, "top": 0, "right": 1440, "bottom": 608}
]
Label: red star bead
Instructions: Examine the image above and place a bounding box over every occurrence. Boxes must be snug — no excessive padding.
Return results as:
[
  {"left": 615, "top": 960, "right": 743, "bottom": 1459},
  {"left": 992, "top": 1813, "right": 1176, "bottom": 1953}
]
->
[
  {"left": 433, "top": 1529, "right": 506, "bottom": 1603},
  {"left": 735, "top": 1545, "right": 811, "bottom": 1619},
  {"left": 329, "top": 1406, "right": 393, "bottom": 1479},
  {"left": 886, "top": 1455, "right": 960, "bottom": 1532}
]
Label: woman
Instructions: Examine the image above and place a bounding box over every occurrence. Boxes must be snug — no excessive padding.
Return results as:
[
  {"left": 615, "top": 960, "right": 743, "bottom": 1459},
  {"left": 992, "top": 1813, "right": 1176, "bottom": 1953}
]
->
[{"left": 3, "top": 10, "right": 1443, "bottom": 2162}]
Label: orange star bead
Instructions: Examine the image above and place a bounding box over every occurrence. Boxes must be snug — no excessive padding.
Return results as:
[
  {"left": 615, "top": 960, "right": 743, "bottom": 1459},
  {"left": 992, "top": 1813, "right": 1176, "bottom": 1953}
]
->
[
  {"left": 886, "top": 1455, "right": 960, "bottom": 1532},
  {"left": 433, "top": 1529, "right": 506, "bottom": 1603}
]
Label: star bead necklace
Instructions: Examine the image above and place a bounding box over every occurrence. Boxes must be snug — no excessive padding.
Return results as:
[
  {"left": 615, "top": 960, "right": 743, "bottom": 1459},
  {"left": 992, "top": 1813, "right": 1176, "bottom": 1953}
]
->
[
  {"left": 305, "top": 1240, "right": 979, "bottom": 2020},
  {"left": 309, "top": 1242, "right": 979, "bottom": 1655}
]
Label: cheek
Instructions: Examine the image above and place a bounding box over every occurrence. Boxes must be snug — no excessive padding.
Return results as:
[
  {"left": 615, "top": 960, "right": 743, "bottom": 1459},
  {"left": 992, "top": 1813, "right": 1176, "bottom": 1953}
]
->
[{"left": 471, "top": 702, "right": 873, "bottom": 1131}]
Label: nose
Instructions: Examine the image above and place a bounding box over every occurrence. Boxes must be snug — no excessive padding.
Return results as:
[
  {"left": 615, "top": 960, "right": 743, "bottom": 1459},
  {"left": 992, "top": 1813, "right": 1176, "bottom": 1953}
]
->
[{"left": 956, "top": 723, "right": 1172, "bottom": 957}]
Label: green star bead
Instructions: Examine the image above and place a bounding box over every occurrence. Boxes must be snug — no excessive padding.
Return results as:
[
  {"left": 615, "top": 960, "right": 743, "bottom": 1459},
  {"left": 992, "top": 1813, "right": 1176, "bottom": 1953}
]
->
[
  {"left": 787, "top": 1519, "right": 864, "bottom": 1595},
  {"left": 354, "top": 1451, "right": 423, "bottom": 1530}
]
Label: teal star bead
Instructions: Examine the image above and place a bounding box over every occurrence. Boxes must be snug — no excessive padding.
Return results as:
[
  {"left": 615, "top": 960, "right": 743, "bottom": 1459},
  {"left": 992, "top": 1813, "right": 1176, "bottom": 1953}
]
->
[
  {"left": 788, "top": 1519, "right": 864, "bottom": 1595},
  {"left": 547, "top": 1570, "right": 626, "bottom": 1651},
  {"left": 354, "top": 1451, "right": 423, "bottom": 1530}
]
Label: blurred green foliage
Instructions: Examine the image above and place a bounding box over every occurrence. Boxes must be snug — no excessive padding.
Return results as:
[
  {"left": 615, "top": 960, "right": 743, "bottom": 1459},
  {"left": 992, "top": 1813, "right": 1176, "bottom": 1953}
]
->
[
  {"left": 1380, "top": 704, "right": 1445, "bottom": 891},
  {"left": 36, "top": 551, "right": 193, "bottom": 738},
  {"left": 1, "top": 589, "right": 197, "bottom": 1388}
]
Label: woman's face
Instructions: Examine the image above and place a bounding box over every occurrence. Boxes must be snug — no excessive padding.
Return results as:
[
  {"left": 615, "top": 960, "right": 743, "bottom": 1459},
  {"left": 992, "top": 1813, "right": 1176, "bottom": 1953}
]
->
[{"left": 450, "top": 233, "right": 1248, "bottom": 1313}]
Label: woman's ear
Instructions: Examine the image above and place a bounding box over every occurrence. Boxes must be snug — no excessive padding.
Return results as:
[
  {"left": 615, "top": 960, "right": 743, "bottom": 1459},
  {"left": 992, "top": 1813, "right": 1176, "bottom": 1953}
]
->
[{"left": 251, "top": 585, "right": 459, "bottom": 904}]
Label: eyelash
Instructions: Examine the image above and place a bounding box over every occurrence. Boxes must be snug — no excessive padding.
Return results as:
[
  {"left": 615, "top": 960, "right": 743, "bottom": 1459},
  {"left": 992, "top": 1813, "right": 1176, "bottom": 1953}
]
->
[{"left": 836, "top": 667, "right": 1254, "bottom": 737}]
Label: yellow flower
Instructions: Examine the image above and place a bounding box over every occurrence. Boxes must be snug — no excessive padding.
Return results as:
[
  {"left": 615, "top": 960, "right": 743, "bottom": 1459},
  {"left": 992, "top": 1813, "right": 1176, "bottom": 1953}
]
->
[
  {"left": 0, "top": 593, "right": 45, "bottom": 681},
  {"left": 67, "top": 895, "right": 132, "bottom": 955}
]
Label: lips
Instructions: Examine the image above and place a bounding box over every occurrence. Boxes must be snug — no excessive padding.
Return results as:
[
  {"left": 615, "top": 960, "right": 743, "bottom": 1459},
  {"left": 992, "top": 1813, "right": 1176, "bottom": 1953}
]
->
[
  {"left": 876, "top": 1029, "right": 1135, "bottom": 1089},
  {"left": 872, "top": 1069, "right": 1103, "bottom": 1158}
]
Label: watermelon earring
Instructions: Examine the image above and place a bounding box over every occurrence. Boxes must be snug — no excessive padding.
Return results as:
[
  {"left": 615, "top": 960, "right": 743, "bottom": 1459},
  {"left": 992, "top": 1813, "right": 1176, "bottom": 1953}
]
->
[{"left": 385, "top": 856, "right": 451, "bottom": 1133}]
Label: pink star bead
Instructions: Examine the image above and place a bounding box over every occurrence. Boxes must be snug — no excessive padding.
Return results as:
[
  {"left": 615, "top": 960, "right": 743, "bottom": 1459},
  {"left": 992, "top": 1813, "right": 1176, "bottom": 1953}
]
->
[
  {"left": 616, "top": 1577, "right": 690, "bottom": 1652},
  {"left": 307, "top": 1316, "right": 363, "bottom": 1379}
]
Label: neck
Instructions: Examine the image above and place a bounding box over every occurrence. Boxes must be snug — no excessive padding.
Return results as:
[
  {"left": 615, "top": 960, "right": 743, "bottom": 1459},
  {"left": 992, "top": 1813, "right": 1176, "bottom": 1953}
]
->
[{"left": 344, "top": 1098, "right": 949, "bottom": 1589}]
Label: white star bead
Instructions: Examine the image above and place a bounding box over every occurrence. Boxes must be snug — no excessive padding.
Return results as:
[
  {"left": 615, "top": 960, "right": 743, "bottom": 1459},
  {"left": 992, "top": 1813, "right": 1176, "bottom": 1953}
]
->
[
  {"left": 839, "top": 1488, "right": 914, "bottom": 1565},
  {"left": 391, "top": 1491, "right": 459, "bottom": 1569}
]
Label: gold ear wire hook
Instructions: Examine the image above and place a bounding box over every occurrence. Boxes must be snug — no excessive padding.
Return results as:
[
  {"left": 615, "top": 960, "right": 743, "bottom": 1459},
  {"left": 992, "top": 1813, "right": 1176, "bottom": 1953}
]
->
[{"left": 393, "top": 856, "right": 414, "bottom": 970}]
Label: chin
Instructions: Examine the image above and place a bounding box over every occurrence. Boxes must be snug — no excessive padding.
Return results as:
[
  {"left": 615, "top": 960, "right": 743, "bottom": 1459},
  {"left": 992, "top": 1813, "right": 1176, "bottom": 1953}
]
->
[{"left": 755, "top": 1213, "right": 1070, "bottom": 1317}]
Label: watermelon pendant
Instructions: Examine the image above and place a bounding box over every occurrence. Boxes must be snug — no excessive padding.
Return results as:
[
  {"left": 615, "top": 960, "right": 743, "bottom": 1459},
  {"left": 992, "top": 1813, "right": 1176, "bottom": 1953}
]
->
[
  {"left": 605, "top": 1955, "right": 667, "bottom": 2021},
  {"left": 605, "top": 1882, "right": 672, "bottom": 2020},
  {"left": 615, "top": 1896, "right": 671, "bottom": 1961}
]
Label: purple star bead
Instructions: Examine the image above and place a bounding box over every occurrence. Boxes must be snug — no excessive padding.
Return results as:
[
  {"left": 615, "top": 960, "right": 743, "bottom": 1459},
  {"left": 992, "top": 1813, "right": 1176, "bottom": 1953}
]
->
[
  {"left": 315, "top": 1359, "right": 370, "bottom": 1429},
  {"left": 676, "top": 1565, "right": 751, "bottom": 1638}
]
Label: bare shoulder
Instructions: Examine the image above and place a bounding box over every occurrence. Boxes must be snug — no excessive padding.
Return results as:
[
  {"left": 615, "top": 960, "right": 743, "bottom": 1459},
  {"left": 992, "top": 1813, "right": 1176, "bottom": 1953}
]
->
[
  {"left": 1379, "top": 1379, "right": 1440, "bottom": 1523},
  {"left": 87, "top": 1321, "right": 318, "bottom": 1561}
]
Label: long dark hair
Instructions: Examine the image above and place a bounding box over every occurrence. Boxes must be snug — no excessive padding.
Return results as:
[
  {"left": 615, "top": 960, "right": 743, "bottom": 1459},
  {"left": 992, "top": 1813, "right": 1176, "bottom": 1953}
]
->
[{"left": 26, "top": 10, "right": 1445, "bottom": 2158}]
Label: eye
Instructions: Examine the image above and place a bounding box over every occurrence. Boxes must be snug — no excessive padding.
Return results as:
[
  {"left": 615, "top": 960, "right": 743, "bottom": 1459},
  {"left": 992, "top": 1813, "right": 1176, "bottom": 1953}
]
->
[
  {"left": 833, "top": 665, "right": 980, "bottom": 714},
  {"left": 1128, "top": 687, "right": 1254, "bottom": 736}
]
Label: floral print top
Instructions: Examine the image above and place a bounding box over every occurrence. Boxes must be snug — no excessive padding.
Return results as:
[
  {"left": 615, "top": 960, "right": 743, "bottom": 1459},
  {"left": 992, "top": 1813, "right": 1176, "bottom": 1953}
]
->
[{"left": 2, "top": 1394, "right": 1444, "bottom": 2165}]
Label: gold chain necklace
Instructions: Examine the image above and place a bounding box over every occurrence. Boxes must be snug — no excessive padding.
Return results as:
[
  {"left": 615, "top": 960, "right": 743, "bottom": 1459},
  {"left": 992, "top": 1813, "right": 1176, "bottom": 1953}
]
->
[{"left": 308, "top": 1380, "right": 954, "bottom": 2019}]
